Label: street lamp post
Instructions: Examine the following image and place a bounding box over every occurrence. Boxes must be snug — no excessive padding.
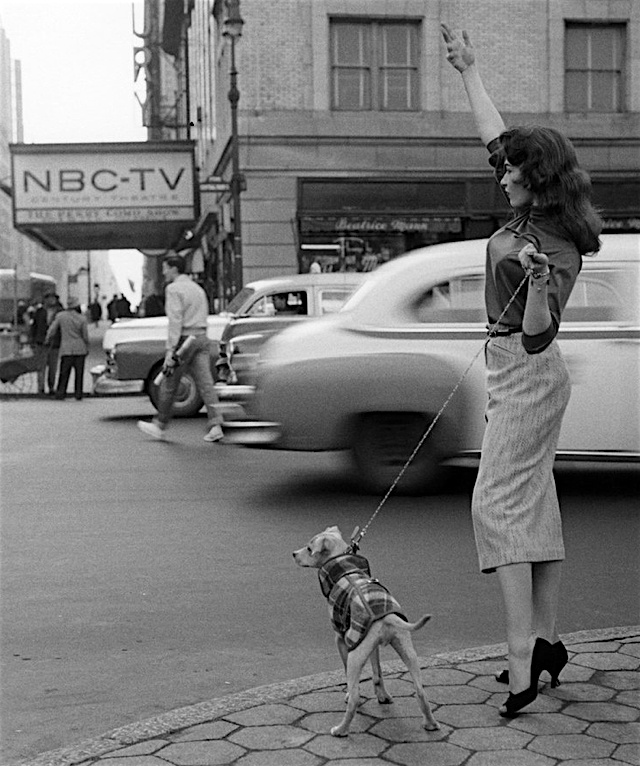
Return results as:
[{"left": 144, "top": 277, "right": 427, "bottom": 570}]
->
[{"left": 223, "top": 0, "right": 244, "bottom": 292}]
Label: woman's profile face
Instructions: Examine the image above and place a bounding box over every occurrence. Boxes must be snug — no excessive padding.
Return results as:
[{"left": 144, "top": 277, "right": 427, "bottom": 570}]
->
[{"left": 501, "top": 162, "right": 535, "bottom": 209}]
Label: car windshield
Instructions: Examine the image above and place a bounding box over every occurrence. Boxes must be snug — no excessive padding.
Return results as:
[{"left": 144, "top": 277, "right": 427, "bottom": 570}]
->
[{"left": 227, "top": 286, "right": 256, "bottom": 314}]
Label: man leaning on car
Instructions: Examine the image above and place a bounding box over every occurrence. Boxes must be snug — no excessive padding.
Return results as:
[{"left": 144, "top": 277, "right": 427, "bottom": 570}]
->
[{"left": 137, "top": 255, "right": 224, "bottom": 443}]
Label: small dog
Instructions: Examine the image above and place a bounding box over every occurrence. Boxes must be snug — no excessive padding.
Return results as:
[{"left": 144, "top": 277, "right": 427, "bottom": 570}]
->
[{"left": 293, "top": 525, "right": 439, "bottom": 737}]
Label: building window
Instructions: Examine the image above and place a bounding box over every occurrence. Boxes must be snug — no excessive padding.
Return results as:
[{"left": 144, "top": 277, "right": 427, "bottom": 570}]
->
[
  {"left": 330, "top": 20, "right": 420, "bottom": 111},
  {"left": 565, "top": 23, "right": 626, "bottom": 112}
]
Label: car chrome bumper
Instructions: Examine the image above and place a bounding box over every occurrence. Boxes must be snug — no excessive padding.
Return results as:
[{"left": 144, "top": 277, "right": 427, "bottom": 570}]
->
[
  {"left": 214, "top": 382, "right": 255, "bottom": 402},
  {"left": 91, "top": 366, "right": 144, "bottom": 396},
  {"left": 221, "top": 420, "right": 281, "bottom": 445},
  {"left": 90, "top": 363, "right": 106, "bottom": 383}
]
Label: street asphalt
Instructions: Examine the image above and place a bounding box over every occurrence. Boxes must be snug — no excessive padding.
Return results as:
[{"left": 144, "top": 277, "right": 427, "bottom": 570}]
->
[{"left": 4, "top": 626, "right": 639, "bottom": 766}]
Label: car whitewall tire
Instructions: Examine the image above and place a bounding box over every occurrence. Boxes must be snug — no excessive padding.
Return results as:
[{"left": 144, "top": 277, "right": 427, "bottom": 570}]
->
[
  {"left": 351, "top": 412, "right": 449, "bottom": 495},
  {"left": 147, "top": 365, "right": 204, "bottom": 418}
]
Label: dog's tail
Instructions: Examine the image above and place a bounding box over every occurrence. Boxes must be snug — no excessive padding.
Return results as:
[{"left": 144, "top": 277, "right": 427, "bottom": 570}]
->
[{"left": 388, "top": 613, "right": 432, "bottom": 632}]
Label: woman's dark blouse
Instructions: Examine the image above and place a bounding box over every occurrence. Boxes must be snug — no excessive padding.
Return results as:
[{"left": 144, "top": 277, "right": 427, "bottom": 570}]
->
[{"left": 486, "top": 138, "right": 582, "bottom": 354}]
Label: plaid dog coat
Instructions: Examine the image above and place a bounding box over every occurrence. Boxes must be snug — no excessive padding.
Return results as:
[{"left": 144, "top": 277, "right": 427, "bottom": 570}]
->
[{"left": 318, "top": 553, "right": 406, "bottom": 651}]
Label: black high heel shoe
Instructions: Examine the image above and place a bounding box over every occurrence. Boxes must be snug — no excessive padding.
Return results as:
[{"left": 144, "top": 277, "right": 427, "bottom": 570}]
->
[
  {"left": 496, "top": 639, "right": 568, "bottom": 688},
  {"left": 549, "top": 640, "right": 568, "bottom": 688},
  {"left": 495, "top": 669, "right": 509, "bottom": 684},
  {"left": 499, "top": 638, "right": 554, "bottom": 718}
]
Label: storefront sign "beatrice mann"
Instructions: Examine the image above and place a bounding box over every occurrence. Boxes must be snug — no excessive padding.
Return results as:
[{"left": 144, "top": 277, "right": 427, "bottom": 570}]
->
[{"left": 304, "top": 215, "right": 462, "bottom": 234}]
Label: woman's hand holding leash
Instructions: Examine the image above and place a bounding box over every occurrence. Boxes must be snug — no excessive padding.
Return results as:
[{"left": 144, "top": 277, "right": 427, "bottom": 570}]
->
[
  {"left": 520, "top": 244, "right": 553, "bottom": 334},
  {"left": 519, "top": 244, "right": 550, "bottom": 278}
]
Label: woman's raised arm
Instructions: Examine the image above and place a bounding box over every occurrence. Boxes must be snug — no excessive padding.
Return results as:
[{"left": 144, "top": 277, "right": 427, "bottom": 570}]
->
[{"left": 441, "top": 24, "right": 506, "bottom": 146}]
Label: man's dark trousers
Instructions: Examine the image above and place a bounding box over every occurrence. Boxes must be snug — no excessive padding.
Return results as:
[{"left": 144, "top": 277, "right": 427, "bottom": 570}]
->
[{"left": 56, "top": 355, "right": 86, "bottom": 400}]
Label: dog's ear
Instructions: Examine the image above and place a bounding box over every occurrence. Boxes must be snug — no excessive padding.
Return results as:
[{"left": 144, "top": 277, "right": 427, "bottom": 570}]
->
[
  {"left": 310, "top": 534, "right": 329, "bottom": 557},
  {"left": 325, "top": 525, "right": 340, "bottom": 535}
]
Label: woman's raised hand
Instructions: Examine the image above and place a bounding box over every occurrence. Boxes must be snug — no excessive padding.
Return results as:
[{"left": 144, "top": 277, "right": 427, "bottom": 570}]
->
[{"left": 441, "top": 24, "right": 475, "bottom": 72}]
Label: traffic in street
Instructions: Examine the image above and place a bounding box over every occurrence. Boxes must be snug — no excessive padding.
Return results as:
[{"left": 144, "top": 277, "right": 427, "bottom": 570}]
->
[{"left": 1, "top": 393, "right": 638, "bottom": 762}]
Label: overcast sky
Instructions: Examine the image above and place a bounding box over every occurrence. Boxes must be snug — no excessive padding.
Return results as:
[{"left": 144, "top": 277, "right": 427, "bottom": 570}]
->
[{"left": 0, "top": 0, "right": 145, "bottom": 144}]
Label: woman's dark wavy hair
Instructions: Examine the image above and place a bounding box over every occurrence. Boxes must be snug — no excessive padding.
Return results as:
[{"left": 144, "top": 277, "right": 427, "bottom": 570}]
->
[{"left": 500, "top": 126, "right": 602, "bottom": 255}]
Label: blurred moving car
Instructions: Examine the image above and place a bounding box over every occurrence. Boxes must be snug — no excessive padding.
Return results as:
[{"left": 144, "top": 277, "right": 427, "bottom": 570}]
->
[
  {"left": 98, "top": 272, "right": 365, "bottom": 417},
  {"left": 215, "top": 272, "right": 367, "bottom": 395},
  {"left": 228, "top": 234, "right": 640, "bottom": 494}
]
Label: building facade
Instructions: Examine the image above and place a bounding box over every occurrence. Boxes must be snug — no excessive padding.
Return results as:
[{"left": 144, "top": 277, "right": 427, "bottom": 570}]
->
[{"left": 145, "top": 0, "right": 640, "bottom": 304}]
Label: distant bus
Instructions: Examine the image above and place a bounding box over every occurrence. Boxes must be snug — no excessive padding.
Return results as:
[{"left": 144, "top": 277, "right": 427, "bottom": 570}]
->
[{"left": 0, "top": 269, "right": 57, "bottom": 325}]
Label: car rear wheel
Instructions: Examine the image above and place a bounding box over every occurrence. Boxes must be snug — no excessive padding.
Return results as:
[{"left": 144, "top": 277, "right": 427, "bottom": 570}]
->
[
  {"left": 351, "top": 412, "right": 449, "bottom": 495},
  {"left": 147, "top": 365, "right": 204, "bottom": 418}
]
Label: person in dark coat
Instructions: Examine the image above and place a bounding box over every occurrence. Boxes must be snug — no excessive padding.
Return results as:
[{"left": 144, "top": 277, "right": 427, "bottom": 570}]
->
[
  {"left": 30, "top": 292, "right": 63, "bottom": 395},
  {"left": 107, "top": 294, "right": 118, "bottom": 322},
  {"left": 115, "top": 294, "right": 133, "bottom": 318},
  {"left": 141, "top": 294, "right": 165, "bottom": 317},
  {"left": 88, "top": 300, "right": 102, "bottom": 326}
]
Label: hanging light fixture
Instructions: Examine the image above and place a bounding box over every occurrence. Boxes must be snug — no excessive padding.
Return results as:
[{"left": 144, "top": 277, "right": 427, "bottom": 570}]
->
[{"left": 223, "top": 0, "right": 244, "bottom": 40}]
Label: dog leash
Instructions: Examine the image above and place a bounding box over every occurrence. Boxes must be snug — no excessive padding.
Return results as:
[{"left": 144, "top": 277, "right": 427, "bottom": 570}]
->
[{"left": 350, "top": 259, "right": 536, "bottom": 554}]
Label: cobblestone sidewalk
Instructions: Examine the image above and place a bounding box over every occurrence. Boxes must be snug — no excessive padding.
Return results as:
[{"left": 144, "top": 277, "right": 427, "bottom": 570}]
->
[{"left": 8, "top": 627, "right": 640, "bottom": 766}]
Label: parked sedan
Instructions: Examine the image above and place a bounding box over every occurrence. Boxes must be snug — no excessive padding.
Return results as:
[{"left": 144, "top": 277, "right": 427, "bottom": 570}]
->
[
  {"left": 229, "top": 234, "right": 640, "bottom": 494},
  {"left": 104, "top": 272, "right": 365, "bottom": 417}
]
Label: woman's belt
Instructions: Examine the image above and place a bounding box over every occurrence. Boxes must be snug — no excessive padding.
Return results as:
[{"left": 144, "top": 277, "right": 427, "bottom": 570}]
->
[{"left": 487, "top": 324, "right": 522, "bottom": 337}]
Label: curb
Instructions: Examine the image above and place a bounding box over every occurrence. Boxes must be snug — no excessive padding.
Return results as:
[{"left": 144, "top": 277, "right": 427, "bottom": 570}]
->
[{"left": 7, "top": 625, "right": 639, "bottom": 766}]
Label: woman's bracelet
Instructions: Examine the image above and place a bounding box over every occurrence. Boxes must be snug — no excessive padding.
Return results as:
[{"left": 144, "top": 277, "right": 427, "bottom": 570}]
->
[
  {"left": 529, "top": 269, "right": 550, "bottom": 281},
  {"left": 529, "top": 270, "right": 550, "bottom": 293}
]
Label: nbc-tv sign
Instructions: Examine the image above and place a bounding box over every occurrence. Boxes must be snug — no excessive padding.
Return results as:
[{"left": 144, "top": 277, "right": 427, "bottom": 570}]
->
[{"left": 10, "top": 141, "right": 199, "bottom": 250}]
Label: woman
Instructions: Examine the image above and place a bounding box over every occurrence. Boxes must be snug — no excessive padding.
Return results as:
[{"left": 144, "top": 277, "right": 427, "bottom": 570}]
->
[{"left": 441, "top": 24, "right": 602, "bottom": 717}]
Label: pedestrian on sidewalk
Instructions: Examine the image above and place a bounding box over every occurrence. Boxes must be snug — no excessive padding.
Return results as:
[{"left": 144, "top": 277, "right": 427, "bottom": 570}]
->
[
  {"left": 137, "top": 255, "right": 223, "bottom": 443},
  {"left": 29, "top": 292, "right": 63, "bottom": 395},
  {"left": 107, "top": 294, "right": 118, "bottom": 323},
  {"left": 441, "top": 24, "right": 602, "bottom": 718},
  {"left": 45, "top": 296, "right": 90, "bottom": 401},
  {"left": 88, "top": 299, "right": 103, "bottom": 327}
]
